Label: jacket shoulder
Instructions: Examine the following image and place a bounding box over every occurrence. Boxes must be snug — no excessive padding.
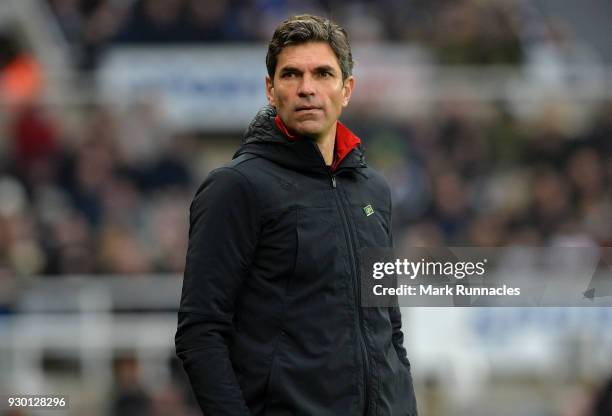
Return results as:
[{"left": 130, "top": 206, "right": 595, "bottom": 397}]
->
[
  {"left": 191, "top": 153, "right": 264, "bottom": 209},
  {"left": 363, "top": 167, "right": 391, "bottom": 194},
  {"left": 223, "top": 153, "right": 259, "bottom": 170},
  {"left": 193, "top": 153, "right": 272, "bottom": 210},
  {"left": 192, "top": 164, "right": 256, "bottom": 209},
  {"left": 361, "top": 166, "right": 392, "bottom": 212},
  {"left": 219, "top": 153, "right": 274, "bottom": 178}
]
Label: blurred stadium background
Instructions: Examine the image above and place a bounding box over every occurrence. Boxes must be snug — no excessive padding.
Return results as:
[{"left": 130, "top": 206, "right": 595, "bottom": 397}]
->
[{"left": 1, "top": 0, "right": 612, "bottom": 415}]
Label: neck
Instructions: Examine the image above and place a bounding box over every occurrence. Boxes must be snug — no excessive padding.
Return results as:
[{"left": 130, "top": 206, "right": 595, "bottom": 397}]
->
[{"left": 314, "top": 123, "right": 337, "bottom": 166}]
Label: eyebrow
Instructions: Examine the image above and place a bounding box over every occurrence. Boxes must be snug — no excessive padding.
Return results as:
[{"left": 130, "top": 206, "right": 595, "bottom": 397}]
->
[
  {"left": 314, "top": 65, "right": 336, "bottom": 73},
  {"left": 279, "top": 65, "right": 338, "bottom": 75},
  {"left": 279, "top": 66, "right": 301, "bottom": 75}
]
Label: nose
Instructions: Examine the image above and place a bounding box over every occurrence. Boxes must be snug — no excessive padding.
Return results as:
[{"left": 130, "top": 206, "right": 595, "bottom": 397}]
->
[{"left": 297, "top": 73, "right": 315, "bottom": 97}]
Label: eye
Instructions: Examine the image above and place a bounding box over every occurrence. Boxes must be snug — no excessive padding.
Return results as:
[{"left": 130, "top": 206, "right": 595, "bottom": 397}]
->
[
  {"left": 319, "top": 71, "right": 332, "bottom": 78},
  {"left": 281, "top": 72, "right": 297, "bottom": 79}
]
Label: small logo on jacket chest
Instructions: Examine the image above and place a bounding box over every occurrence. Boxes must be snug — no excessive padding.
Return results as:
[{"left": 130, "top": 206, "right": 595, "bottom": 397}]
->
[{"left": 363, "top": 204, "right": 374, "bottom": 216}]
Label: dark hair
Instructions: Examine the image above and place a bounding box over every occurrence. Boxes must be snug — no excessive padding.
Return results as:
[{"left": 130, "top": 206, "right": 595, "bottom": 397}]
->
[{"left": 266, "top": 14, "right": 354, "bottom": 81}]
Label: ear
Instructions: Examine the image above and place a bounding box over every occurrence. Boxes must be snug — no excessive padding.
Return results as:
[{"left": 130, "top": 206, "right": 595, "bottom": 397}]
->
[
  {"left": 341, "top": 76, "right": 354, "bottom": 107},
  {"left": 265, "top": 76, "right": 276, "bottom": 107}
]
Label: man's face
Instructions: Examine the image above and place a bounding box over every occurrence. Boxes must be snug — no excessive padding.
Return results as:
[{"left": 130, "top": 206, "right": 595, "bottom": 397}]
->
[{"left": 266, "top": 42, "right": 354, "bottom": 140}]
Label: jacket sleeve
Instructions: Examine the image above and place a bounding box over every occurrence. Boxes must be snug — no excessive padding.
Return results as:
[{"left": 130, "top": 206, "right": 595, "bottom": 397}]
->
[{"left": 175, "top": 167, "right": 260, "bottom": 416}]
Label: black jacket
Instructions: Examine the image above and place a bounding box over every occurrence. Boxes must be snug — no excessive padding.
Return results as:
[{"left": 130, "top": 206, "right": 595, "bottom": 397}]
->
[{"left": 175, "top": 106, "right": 418, "bottom": 416}]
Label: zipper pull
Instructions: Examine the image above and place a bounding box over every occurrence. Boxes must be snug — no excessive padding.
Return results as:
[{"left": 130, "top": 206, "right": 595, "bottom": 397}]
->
[{"left": 331, "top": 175, "right": 337, "bottom": 189}]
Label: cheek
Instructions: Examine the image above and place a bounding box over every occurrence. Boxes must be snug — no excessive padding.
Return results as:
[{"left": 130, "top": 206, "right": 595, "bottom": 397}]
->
[
  {"left": 274, "top": 90, "right": 291, "bottom": 109},
  {"left": 330, "top": 92, "right": 346, "bottom": 112},
  {"left": 329, "top": 86, "right": 346, "bottom": 105}
]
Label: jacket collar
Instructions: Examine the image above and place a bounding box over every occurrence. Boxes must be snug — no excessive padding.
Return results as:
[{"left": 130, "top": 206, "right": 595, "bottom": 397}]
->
[
  {"left": 236, "top": 105, "right": 366, "bottom": 173},
  {"left": 274, "top": 116, "right": 361, "bottom": 172}
]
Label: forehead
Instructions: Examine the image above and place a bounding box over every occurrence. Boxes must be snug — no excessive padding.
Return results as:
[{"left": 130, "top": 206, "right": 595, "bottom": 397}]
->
[{"left": 275, "top": 42, "right": 341, "bottom": 73}]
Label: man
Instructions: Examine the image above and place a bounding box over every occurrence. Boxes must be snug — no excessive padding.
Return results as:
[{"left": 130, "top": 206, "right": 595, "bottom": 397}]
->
[{"left": 175, "top": 14, "right": 418, "bottom": 416}]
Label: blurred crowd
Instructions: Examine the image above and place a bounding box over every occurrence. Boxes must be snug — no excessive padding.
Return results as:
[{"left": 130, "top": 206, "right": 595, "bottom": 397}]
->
[
  {"left": 2, "top": 0, "right": 612, "bottom": 278},
  {"left": 48, "top": 0, "right": 532, "bottom": 68},
  {"left": 348, "top": 100, "right": 612, "bottom": 250},
  {"left": 0, "top": 1, "right": 606, "bottom": 282},
  {"left": 1, "top": 96, "right": 611, "bottom": 280},
  {"left": 0, "top": 101, "right": 196, "bottom": 278}
]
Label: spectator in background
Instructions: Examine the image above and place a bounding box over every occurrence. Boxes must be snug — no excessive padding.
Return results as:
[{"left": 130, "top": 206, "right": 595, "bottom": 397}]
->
[
  {"left": 110, "top": 353, "right": 153, "bottom": 416},
  {"left": 184, "top": 0, "right": 249, "bottom": 42},
  {"left": 591, "top": 376, "right": 612, "bottom": 416},
  {"left": 10, "top": 104, "right": 60, "bottom": 190},
  {"left": 433, "top": 1, "right": 523, "bottom": 65},
  {"left": 47, "top": 0, "right": 83, "bottom": 45},
  {"left": 150, "top": 384, "right": 192, "bottom": 416},
  {"left": 44, "top": 209, "right": 96, "bottom": 275},
  {"left": 80, "top": 0, "right": 126, "bottom": 69},
  {"left": 115, "top": 0, "right": 189, "bottom": 44},
  {"left": 48, "top": 0, "right": 127, "bottom": 69},
  {"left": 0, "top": 177, "right": 46, "bottom": 277},
  {"left": 0, "top": 30, "right": 43, "bottom": 108}
]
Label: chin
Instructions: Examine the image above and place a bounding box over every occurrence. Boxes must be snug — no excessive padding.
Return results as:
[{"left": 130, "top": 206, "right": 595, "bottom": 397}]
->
[{"left": 294, "top": 122, "right": 324, "bottom": 137}]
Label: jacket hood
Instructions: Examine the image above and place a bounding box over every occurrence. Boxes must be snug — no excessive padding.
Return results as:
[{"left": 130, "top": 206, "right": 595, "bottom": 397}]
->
[{"left": 234, "top": 105, "right": 366, "bottom": 173}]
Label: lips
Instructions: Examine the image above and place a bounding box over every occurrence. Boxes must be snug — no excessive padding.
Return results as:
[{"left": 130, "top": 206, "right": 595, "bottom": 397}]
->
[{"left": 295, "top": 106, "right": 321, "bottom": 111}]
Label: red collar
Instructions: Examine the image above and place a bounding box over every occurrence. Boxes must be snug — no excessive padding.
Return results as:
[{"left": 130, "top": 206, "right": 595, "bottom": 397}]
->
[{"left": 274, "top": 115, "right": 361, "bottom": 172}]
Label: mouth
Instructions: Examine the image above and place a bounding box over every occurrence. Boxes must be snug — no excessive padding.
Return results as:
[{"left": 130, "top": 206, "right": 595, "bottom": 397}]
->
[{"left": 295, "top": 106, "right": 322, "bottom": 112}]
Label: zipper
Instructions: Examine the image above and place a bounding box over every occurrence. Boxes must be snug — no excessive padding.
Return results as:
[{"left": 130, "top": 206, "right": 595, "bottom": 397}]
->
[
  {"left": 330, "top": 172, "right": 371, "bottom": 415},
  {"left": 308, "top": 141, "right": 371, "bottom": 414}
]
